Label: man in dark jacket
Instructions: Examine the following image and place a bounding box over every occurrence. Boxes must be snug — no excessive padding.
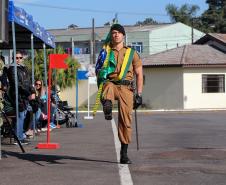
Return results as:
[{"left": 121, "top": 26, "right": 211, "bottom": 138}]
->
[{"left": 7, "top": 50, "right": 35, "bottom": 143}]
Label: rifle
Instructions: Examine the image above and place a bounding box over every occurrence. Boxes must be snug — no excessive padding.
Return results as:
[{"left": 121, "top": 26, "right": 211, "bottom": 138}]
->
[
  {"left": 134, "top": 108, "right": 139, "bottom": 150},
  {"left": 132, "top": 81, "right": 139, "bottom": 150},
  {"left": 1, "top": 110, "right": 25, "bottom": 153}
]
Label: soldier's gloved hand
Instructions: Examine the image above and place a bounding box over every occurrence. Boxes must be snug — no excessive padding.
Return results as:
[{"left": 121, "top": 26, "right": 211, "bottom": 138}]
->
[{"left": 133, "top": 94, "right": 142, "bottom": 109}]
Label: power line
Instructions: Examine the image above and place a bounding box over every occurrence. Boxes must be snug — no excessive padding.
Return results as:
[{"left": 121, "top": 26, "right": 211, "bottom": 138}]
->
[
  {"left": 127, "top": 36, "right": 192, "bottom": 40},
  {"left": 14, "top": 1, "right": 169, "bottom": 17}
]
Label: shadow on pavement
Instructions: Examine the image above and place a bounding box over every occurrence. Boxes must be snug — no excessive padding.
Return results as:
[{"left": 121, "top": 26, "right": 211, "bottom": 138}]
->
[{"left": 2, "top": 150, "right": 118, "bottom": 166}]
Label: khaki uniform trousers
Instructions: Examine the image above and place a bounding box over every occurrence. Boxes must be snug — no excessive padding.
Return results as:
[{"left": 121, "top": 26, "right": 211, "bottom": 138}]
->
[{"left": 102, "top": 82, "right": 133, "bottom": 144}]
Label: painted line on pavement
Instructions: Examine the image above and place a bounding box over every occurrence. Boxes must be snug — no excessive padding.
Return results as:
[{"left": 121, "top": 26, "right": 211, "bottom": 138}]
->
[{"left": 111, "top": 118, "right": 133, "bottom": 185}]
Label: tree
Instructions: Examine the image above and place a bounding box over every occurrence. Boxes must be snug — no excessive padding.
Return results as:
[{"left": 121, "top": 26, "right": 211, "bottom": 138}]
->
[
  {"left": 201, "top": 0, "right": 226, "bottom": 33},
  {"left": 68, "top": 24, "right": 78, "bottom": 29},
  {"left": 24, "top": 46, "right": 80, "bottom": 90},
  {"left": 135, "top": 17, "right": 159, "bottom": 26},
  {"left": 104, "top": 15, "right": 118, "bottom": 26},
  {"left": 104, "top": 22, "right": 110, "bottom": 26},
  {"left": 165, "top": 3, "right": 200, "bottom": 26}
]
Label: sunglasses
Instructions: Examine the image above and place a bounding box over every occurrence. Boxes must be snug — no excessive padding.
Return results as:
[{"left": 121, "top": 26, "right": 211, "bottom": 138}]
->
[
  {"left": 35, "top": 83, "right": 41, "bottom": 86},
  {"left": 16, "top": 57, "right": 23, "bottom": 59}
]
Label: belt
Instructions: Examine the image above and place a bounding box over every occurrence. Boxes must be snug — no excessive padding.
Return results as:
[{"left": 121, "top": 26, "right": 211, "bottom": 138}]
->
[{"left": 111, "top": 80, "right": 133, "bottom": 86}]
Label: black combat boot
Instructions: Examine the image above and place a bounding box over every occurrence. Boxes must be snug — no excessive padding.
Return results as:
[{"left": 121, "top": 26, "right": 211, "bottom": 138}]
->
[
  {"left": 120, "top": 143, "right": 132, "bottom": 164},
  {"left": 102, "top": 99, "right": 112, "bottom": 120}
]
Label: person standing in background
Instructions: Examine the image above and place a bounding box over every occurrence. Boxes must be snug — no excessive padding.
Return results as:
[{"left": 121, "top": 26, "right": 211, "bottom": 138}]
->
[{"left": 7, "top": 50, "right": 36, "bottom": 144}]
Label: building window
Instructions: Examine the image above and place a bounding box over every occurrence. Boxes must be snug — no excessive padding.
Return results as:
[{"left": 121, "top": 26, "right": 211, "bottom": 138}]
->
[
  {"left": 202, "top": 74, "right": 225, "bottom": 93},
  {"left": 131, "top": 42, "right": 143, "bottom": 53}
]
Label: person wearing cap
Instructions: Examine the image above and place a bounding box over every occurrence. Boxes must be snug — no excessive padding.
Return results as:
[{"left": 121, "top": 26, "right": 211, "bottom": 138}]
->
[{"left": 96, "top": 24, "right": 143, "bottom": 164}]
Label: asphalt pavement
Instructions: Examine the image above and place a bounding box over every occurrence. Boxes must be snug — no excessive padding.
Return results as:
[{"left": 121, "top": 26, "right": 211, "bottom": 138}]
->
[{"left": 1, "top": 111, "right": 226, "bottom": 185}]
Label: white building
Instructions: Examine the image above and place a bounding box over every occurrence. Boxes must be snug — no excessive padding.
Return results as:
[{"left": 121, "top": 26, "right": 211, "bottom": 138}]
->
[{"left": 142, "top": 44, "right": 226, "bottom": 110}]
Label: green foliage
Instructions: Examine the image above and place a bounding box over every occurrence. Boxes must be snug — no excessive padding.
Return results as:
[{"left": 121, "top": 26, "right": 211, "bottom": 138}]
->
[
  {"left": 24, "top": 45, "right": 80, "bottom": 90},
  {"left": 104, "top": 22, "right": 110, "bottom": 26},
  {"left": 135, "top": 17, "right": 159, "bottom": 26},
  {"left": 165, "top": 1, "right": 226, "bottom": 33},
  {"left": 201, "top": 0, "right": 226, "bottom": 33},
  {"left": 165, "top": 3, "right": 200, "bottom": 26},
  {"left": 55, "top": 56, "right": 80, "bottom": 89}
]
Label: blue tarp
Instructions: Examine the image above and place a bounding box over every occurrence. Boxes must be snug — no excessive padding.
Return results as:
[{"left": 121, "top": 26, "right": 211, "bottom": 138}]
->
[{"left": 7, "top": 1, "right": 55, "bottom": 48}]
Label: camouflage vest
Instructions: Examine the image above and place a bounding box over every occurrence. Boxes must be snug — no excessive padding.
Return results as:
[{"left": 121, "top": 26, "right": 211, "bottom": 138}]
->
[{"left": 0, "top": 59, "right": 4, "bottom": 127}]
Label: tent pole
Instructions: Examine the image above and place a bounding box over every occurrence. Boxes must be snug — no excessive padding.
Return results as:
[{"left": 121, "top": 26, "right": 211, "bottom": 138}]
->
[
  {"left": 12, "top": 21, "right": 19, "bottom": 139},
  {"left": 31, "top": 33, "right": 36, "bottom": 139},
  {"left": 71, "top": 37, "right": 74, "bottom": 57},
  {"left": 43, "top": 43, "right": 47, "bottom": 87},
  {"left": 43, "top": 43, "right": 48, "bottom": 121},
  {"left": 31, "top": 34, "right": 34, "bottom": 84}
]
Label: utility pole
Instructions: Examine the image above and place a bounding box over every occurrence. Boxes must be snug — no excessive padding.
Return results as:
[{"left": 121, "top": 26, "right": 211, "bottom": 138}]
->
[
  {"left": 90, "top": 18, "right": 96, "bottom": 64},
  {"left": 191, "top": 18, "right": 194, "bottom": 44},
  {"left": 0, "top": 0, "right": 8, "bottom": 43},
  {"left": 114, "top": 13, "right": 118, "bottom": 24},
  {"left": 71, "top": 37, "right": 74, "bottom": 57}
]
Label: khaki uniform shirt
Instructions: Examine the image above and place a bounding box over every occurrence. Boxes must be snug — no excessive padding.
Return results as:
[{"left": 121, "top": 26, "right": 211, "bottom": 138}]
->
[{"left": 108, "top": 46, "right": 142, "bottom": 81}]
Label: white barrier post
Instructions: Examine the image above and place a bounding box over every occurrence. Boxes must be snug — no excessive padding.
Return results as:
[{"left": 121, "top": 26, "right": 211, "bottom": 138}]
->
[{"left": 84, "top": 77, "right": 93, "bottom": 119}]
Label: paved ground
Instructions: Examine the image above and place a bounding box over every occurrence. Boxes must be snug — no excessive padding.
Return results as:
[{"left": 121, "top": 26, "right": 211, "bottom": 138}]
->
[{"left": 1, "top": 111, "right": 226, "bottom": 185}]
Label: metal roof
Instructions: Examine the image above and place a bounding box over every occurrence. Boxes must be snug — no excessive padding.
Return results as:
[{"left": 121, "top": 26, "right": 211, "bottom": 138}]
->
[
  {"left": 48, "top": 24, "right": 171, "bottom": 41},
  {"left": 142, "top": 45, "right": 226, "bottom": 67},
  {"left": 195, "top": 33, "right": 226, "bottom": 46},
  {"left": 209, "top": 33, "right": 226, "bottom": 43}
]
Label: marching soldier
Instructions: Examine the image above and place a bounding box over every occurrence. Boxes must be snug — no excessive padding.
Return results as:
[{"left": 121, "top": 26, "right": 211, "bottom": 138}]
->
[{"left": 95, "top": 24, "right": 143, "bottom": 164}]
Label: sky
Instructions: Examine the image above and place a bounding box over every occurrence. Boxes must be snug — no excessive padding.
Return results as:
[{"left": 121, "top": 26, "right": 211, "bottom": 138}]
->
[{"left": 13, "top": 0, "right": 209, "bottom": 29}]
